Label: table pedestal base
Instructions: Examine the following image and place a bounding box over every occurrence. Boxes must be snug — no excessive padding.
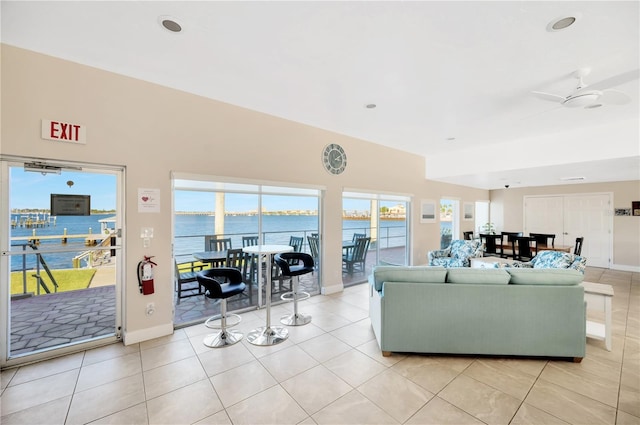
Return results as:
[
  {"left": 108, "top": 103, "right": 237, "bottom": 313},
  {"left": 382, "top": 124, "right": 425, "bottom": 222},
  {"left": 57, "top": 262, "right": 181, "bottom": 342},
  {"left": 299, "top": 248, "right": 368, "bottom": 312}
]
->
[{"left": 246, "top": 326, "right": 288, "bottom": 346}]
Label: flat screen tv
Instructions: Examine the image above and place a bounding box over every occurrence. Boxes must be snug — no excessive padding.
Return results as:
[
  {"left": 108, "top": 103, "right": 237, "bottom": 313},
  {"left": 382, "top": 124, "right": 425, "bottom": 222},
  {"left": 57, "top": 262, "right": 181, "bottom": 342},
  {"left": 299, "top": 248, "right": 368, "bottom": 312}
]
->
[{"left": 50, "top": 194, "right": 91, "bottom": 216}]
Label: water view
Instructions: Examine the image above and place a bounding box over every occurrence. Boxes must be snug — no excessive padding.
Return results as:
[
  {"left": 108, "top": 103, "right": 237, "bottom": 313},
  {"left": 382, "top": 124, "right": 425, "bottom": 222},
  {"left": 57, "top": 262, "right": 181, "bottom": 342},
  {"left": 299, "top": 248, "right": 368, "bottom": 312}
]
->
[{"left": 10, "top": 213, "right": 406, "bottom": 270}]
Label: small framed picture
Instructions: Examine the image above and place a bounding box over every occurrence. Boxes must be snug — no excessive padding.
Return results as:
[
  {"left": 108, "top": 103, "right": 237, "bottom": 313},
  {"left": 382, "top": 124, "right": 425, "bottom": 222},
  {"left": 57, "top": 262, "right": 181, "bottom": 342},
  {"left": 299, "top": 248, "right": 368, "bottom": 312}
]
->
[
  {"left": 463, "top": 202, "right": 474, "bottom": 221},
  {"left": 633, "top": 201, "right": 640, "bottom": 216},
  {"left": 615, "top": 208, "right": 631, "bottom": 216},
  {"left": 420, "top": 200, "right": 436, "bottom": 223}
]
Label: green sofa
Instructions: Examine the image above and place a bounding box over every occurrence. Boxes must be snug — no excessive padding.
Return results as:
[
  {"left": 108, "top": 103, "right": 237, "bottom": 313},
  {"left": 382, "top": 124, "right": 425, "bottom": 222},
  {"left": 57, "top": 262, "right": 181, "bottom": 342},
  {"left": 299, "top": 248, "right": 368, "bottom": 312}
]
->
[{"left": 368, "top": 266, "right": 586, "bottom": 361}]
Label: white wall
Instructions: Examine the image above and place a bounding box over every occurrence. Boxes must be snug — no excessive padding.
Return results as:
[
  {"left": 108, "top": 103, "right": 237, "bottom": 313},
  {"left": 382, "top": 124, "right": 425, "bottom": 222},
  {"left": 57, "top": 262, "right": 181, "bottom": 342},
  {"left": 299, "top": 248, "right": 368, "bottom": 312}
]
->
[
  {"left": 1, "top": 45, "right": 488, "bottom": 344},
  {"left": 489, "top": 180, "right": 640, "bottom": 270}
]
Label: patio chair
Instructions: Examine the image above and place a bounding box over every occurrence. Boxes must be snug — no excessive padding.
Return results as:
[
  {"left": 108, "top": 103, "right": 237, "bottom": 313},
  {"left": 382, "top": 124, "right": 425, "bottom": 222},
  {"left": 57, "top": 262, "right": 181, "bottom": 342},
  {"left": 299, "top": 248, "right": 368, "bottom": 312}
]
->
[
  {"left": 242, "top": 235, "right": 259, "bottom": 282},
  {"left": 225, "top": 248, "right": 253, "bottom": 302},
  {"left": 205, "top": 235, "right": 232, "bottom": 251},
  {"left": 174, "top": 259, "right": 205, "bottom": 304},
  {"left": 307, "top": 235, "right": 320, "bottom": 272},
  {"left": 342, "top": 237, "right": 371, "bottom": 275}
]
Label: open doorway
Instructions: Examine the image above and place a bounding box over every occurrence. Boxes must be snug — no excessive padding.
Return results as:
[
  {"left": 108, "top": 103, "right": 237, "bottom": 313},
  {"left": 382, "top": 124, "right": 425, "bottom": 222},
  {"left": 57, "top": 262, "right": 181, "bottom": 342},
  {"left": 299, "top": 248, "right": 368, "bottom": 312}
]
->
[{"left": 440, "top": 198, "right": 460, "bottom": 248}]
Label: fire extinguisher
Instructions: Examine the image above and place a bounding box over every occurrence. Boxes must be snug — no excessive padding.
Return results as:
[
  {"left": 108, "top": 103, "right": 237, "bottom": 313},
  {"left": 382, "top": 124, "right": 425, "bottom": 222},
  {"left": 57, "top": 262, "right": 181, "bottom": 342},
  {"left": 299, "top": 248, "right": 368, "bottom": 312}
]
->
[{"left": 137, "top": 255, "right": 156, "bottom": 295}]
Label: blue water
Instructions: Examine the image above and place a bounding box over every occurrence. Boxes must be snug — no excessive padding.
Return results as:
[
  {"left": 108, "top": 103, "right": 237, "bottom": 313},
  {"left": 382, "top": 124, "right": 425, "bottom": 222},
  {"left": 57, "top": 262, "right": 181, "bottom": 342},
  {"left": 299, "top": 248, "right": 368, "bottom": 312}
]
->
[
  {"left": 10, "top": 214, "right": 406, "bottom": 270},
  {"left": 9, "top": 213, "right": 115, "bottom": 271}
]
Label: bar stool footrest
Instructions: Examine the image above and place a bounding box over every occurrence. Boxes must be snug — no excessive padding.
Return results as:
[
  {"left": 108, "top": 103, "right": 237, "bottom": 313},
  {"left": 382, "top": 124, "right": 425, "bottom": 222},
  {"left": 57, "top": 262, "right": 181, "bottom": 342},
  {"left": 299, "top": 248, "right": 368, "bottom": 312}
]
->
[
  {"left": 280, "top": 291, "right": 311, "bottom": 302},
  {"left": 205, "top": 313, "right": 241, "bottom": 330}
]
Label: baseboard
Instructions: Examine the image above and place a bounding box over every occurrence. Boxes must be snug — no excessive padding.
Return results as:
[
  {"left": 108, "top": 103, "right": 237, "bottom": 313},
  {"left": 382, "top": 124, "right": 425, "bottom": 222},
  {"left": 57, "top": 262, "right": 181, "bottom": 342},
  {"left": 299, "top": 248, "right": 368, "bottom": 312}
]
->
[
  {"left": 611, "top": 264, "right": 640, "bottom": 273},
  {"left": 123, "top": 322, "right": 174, "bottom": 345},
  {"left": 321, "top": 283, "right": 344, "bottom": 295}
]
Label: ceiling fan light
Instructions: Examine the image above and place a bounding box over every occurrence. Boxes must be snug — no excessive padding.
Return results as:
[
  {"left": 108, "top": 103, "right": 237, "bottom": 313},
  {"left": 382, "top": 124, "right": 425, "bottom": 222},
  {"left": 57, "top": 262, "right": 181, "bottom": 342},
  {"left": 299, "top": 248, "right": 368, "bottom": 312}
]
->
[{"left": 562, "top": 93, "right": 600, "bottom": 108}]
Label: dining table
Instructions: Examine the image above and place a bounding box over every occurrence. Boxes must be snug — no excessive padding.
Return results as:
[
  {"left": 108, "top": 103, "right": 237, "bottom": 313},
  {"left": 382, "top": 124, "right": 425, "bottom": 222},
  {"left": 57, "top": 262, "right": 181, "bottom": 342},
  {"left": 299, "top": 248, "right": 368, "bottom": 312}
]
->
[
  {"left": 192, "top": 250, "right": 228, "bottom": 267},
  {"left": 498, "top": 243, "right": 573, "bottom": 257},
  {"left": 242, "top": 244, "right": 293, "bottom": 346}
]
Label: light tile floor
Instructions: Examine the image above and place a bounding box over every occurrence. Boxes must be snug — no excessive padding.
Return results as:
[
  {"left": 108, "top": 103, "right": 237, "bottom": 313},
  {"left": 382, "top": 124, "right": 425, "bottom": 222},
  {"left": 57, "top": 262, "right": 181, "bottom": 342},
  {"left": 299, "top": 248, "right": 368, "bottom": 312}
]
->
[{"left": 1, "top": 267, "right": 638, "bottom": 424}]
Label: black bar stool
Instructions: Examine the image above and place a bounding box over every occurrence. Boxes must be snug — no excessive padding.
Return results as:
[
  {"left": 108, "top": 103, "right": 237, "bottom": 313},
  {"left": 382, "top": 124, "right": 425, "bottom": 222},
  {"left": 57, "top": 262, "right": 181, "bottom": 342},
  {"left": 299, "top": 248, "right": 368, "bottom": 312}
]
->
[
  {"left": 196, "top": 267, "right": 246, "bottom": 348},
  {"left": 274, "top": 252, "right": 314, "bottom": 326}
]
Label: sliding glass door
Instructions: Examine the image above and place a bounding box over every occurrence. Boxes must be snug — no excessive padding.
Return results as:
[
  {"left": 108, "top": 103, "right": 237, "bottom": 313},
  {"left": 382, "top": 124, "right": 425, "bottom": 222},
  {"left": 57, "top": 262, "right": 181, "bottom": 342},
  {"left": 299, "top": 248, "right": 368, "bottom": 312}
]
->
[
  {"left": 172, "top": 175, "right": 321, "bottom": 327},
  {"left": 342, "top": 191, "right": 410, "bottom": 285}
]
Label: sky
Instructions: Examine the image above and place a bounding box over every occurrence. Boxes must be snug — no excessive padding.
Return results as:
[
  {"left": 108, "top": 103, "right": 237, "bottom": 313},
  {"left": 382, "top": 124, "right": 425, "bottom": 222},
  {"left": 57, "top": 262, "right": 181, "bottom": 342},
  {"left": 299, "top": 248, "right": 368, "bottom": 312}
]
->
[
  {"left": 10, "top": 168, "right": 116, "bottom": 211},
  {"left": 10, "top": 167, "right": 383, "bottom": 213}
]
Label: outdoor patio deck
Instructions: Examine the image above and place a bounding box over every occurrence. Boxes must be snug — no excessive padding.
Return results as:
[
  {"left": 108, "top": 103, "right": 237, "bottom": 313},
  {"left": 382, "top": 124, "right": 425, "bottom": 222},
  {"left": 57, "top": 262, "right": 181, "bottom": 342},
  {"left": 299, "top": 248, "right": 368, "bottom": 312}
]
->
[{"left": 9, "top": 246, "right": 404, "bottom": 356}]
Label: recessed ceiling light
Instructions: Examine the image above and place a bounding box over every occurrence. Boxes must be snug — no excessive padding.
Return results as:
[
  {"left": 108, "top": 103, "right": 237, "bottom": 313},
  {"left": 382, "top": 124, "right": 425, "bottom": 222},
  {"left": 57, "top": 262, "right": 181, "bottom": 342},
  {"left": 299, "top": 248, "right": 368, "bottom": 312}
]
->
[
  {"left": 546, "top": 14, "right": 581, "bottom": 32},
  {"left": 584, "top": 103, "right": 603, "bottom": 109},
  {"left": 158, "top": 16, "right": 182, "bottom": 33},
  {"left": 446, "top": 137, "right": 456, "bottom": 141},
  {"left": 560, "top": 176, "right": 586, "bottom": 181},
  {"left": 365, "top": 104, "right": 377, "bottom": 109}
]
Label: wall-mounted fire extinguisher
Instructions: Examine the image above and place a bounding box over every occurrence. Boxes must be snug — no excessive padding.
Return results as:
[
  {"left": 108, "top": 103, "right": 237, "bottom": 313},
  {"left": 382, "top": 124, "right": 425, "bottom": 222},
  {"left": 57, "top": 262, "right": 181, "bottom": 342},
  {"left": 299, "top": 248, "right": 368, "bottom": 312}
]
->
[{"left": 137, "top": 255, "right": 156, "bottom": 295}]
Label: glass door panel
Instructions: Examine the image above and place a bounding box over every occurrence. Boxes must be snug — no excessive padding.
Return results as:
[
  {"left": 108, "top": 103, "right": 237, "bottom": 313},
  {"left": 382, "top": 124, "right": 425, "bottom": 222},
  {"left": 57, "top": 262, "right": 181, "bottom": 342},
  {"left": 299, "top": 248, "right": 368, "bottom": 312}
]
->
[
  {"left": 2, "top": 162, "right": 122, "bottom": 366},
  {"left": 343, "top": 193, "right": 409, "bottom": 286},
  {"left": 172, "top": 179, "right": 321, "bottom": 328}
]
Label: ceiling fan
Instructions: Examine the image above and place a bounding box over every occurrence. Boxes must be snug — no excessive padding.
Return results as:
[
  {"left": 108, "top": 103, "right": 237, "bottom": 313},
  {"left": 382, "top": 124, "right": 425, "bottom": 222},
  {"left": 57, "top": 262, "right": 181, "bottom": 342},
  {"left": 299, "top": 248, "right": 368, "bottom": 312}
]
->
[{"left": 532, "top": 68, "right": 638, "bottom": 108}]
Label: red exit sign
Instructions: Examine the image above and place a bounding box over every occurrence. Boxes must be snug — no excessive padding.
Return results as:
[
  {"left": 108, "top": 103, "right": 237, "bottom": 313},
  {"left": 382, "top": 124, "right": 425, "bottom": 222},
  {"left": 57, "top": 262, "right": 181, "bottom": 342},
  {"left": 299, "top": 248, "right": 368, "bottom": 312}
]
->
[{"left": 41, "top": 119, "right": 87, "bottom": 144}]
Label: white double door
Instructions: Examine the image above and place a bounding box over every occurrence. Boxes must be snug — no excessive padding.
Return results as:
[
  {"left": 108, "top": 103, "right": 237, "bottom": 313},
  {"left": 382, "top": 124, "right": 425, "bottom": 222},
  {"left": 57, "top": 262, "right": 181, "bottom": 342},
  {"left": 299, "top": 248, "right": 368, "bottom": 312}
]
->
[{"left": 524, "top": 193, "right": 611, "bottom": 268}]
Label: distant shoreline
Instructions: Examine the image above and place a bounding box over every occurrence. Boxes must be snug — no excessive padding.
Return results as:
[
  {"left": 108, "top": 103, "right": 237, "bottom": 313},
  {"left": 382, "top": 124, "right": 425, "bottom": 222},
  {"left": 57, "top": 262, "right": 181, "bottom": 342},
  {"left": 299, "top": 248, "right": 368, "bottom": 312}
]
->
[{"left": 175, "top": 211, "right": 405, "bottom": 220}]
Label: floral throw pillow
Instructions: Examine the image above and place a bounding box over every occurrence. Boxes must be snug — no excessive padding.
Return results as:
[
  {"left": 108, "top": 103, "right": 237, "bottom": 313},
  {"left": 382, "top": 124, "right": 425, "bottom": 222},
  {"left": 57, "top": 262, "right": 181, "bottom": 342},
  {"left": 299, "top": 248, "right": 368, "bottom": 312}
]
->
[{"left": 531, "top": 251, "right": 572, "bottom": 269}]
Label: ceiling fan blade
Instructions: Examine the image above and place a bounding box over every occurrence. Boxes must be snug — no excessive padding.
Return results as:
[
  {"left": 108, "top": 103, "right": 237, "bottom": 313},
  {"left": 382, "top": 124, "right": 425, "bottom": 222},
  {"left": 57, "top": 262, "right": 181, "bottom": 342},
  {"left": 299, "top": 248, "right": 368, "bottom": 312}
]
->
[
  {"left": 531, "top": 91, "right": 565, "bottom": 103},
  {"left": 599, "top": 89, "right": 632, "bottom": 105},
  {"left": 580, "top": 69, "right": 640, "bottom": 92}
]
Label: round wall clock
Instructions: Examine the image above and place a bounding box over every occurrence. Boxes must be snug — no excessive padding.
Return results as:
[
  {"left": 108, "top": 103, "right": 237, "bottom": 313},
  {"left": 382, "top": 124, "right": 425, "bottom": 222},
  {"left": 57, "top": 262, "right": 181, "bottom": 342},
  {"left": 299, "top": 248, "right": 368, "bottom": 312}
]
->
[{"left": 322, "top": 143, "right": 347, "bottom": 175}]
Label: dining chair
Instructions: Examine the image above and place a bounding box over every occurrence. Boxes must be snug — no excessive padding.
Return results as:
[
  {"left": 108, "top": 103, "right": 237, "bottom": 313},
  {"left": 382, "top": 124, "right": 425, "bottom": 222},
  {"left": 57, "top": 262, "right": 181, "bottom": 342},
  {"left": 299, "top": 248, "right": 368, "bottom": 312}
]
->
[
  {"left": 500, "top": 232, "right": 522, "bottom": 258},
  {"left": 512, "top": 236, "right": 537, "bottom": 261},
  {"left": 479, "top": 234, "right": 503, "bottom": 257},
  {"left": 530, "top": 233, "right": 555, "bottom": 249},
  {"left": 574, "top": 237, "right": 584, "bottom": 256}
]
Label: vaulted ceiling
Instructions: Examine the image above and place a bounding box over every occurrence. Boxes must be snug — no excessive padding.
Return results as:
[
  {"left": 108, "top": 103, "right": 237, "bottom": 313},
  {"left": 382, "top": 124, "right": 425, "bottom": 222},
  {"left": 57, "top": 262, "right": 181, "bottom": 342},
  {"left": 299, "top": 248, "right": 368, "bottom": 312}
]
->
[{"left": 2, "top": 1, "right": 638, "bottom": 189}]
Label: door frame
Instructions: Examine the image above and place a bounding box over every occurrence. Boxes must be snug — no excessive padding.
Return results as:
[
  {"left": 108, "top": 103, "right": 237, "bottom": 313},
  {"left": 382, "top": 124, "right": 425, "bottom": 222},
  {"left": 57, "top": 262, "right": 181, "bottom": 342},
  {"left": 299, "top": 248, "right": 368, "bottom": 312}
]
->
[{"left": 0, "top": 157, "right": 125, "bottom": 368}]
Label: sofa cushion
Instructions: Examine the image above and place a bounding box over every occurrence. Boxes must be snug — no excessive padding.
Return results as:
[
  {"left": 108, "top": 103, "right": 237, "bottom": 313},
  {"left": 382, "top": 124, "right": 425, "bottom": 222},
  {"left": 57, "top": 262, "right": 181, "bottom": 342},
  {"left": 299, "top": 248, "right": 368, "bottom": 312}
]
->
[
  {"left": 446, "top": 268, "right": 511, "bottom": 285},
  {"left": 371, "top": 266, "right": 447, "bottom": 291},
  {"left": 507, "top": 268, "right": 583, "bottom": 285}
]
